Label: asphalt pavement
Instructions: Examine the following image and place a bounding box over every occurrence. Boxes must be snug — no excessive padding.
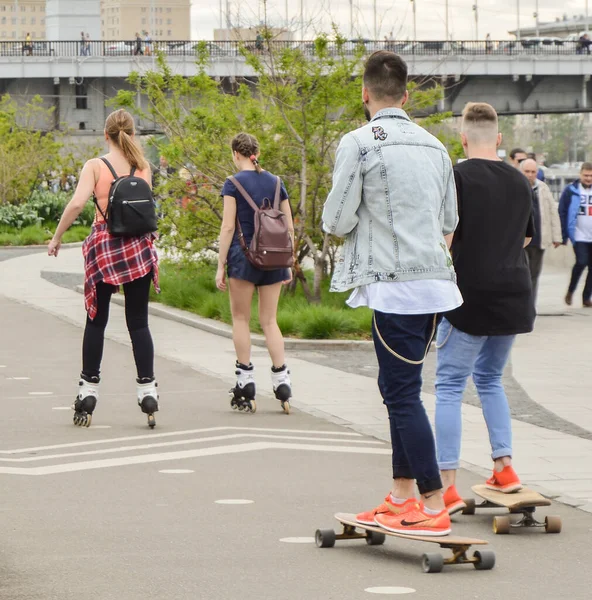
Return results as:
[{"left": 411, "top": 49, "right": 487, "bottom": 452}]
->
[{"left": 1, "top": 295, "right": 591, "bottom": 600}]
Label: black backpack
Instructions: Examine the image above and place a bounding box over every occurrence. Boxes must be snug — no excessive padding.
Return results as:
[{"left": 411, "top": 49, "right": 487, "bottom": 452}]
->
[{"left": 94, "top": 157, "right": 158, "bottom": 237}]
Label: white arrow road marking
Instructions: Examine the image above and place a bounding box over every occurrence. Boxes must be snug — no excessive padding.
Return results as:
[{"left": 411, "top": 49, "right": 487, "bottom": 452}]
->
[
  {"left": 0, "top": 442, "right": 390, "bottom": 476},
  {"left": 0, "top": 426, "right": 363, "bottom": 455},
  {"left": 0, "top": 433, "right": 384, "bottom": 463}
]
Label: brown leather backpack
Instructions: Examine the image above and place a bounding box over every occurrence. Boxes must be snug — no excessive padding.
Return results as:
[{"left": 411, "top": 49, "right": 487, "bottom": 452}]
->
[{"left": 229, "top": 175, "right": 294, "bottom": 271}]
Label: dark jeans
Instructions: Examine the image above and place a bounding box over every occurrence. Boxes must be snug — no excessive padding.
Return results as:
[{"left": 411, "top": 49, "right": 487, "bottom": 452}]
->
[
  {"left": 568, "top": 242, "right": 592, "bottom": 301},
  {"left": 82, "top": 272, "right": 154, "bottom": 380},
  {"left": 372, "top": 311, "right": 443, "bottom": 495},
  {"left": 525, "top": 246, "right": 545, "bottom": 305}
]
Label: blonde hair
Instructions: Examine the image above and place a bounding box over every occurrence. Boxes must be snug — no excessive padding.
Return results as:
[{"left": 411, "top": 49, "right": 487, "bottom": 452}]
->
[
  {"left": 104, "top": 109, "right": 148, "bottom": 171},
  {"left": 461, "top": 102, "right": 499, "bottom": 145},
  {"left": 232, "top": 133, "right": 263, "bottom": 174}
]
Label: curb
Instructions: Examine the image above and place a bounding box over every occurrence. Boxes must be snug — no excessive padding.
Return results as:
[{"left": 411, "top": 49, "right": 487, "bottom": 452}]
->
[
  {"left": 71, "top": 283, "right": 373, "bottom": 351},
  {"left": 0, "top": 242, "right": 84, "bottom": 250}
]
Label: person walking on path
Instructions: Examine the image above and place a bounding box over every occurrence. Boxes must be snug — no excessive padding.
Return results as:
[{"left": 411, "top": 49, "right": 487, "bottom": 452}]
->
[
  {"left": 559, "top": 162, "right": 592, "bottom": 307},
  {"left": 48, "top": 109, "right": 160, "bottom": 428},
  {"left": 521, "top": 158, "right": 562, "bottom": 305},
  {"left": 508, "top": 147, "right": 527, "bottom": 169},
  {"left": 323, "top": 51, "right": 461, "bottom": 537},
  {"left": 216, "top": 133, "right": 295, "bottom": 413},
  {"left": 134, "top": 33, "right": 144, "bottom": 56},
  {"left": 434, "top": 103, "right": 535, "bottom": 516}
]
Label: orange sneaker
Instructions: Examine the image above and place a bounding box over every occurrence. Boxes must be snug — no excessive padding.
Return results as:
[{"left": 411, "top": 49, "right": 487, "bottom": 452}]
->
[
  {"left": 485, "top": 465, "right": 522, "bottom": 493},
  {"left": 375, "top": 502, "right": 451, "bottom": 537},
  {"left": 355, "top": 496, "right": 417, "bottom": 526},
  {"left": 443, "top": 485, "right": 467, "bottom": 515}
]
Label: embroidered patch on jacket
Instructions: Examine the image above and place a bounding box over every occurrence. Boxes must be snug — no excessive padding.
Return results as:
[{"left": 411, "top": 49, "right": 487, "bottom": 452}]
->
[{"left": 372, "top": 126, "right": 388, "bottom": 141}]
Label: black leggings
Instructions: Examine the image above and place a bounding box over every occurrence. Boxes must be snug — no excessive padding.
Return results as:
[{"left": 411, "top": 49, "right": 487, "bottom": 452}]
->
[{"left": 82, "top": 272, "right": 154, "bottom": 380}]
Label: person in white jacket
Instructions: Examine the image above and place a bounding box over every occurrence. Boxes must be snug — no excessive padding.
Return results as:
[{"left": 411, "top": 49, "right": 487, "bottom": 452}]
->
[{"left": 521, "top": 158, "right": 562, "bottom": 304}]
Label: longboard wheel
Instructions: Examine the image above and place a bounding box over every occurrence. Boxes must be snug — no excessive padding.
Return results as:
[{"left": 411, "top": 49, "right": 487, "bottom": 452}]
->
[
  {"left": 365, "top": 530, "right": 386, "bottom": 546},
  {"left": 462, "top": 498, "right": 476, "bottom": 515},
  {"left": 473, "top": 549, "right": 496, "bottom": 570},
  {"left": 493, "top": 516, "right": 510, "bottom": 535},
  {"left": 545, "top": 515, "right": 562, "bottom": 534},
  {"left": 315, "top": 528, "right": 336, "bottom": 548},
  {"left": 422, "top": 552, "right": 443, "bottom": 573}
]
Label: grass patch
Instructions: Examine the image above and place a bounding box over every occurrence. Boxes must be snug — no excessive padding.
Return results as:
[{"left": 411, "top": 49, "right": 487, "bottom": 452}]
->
[
  {"left": 155, "top": 260, "right": 372, "bottom": 340},
  {"left": 0, "top": 223, "right": 90, "bottom": 246}
]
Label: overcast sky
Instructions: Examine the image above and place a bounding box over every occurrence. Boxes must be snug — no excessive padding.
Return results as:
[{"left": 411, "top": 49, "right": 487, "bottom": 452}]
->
[{"left": 190, "top": 0, "right": 590, "bottom": 40}]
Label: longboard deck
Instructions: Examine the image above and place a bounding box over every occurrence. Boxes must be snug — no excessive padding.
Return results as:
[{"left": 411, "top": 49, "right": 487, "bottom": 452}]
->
[
  {"left": 335, "top": 513, "right": 487, "bottom": 546},
  {"left": 472, "top": 485, "right": 551, "bottom": 510}
]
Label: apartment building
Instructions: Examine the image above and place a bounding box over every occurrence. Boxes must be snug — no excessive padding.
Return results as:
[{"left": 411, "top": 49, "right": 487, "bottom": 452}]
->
[
  {"left": 101, "top": 0, "right": 190, "bottom": 40},
  {"left": 0, "top": 1, "right": 45, "bottom": 40}
]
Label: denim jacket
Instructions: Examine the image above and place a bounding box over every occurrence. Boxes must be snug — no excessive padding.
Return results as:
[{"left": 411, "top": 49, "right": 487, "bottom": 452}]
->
[{"left": 322, "top": 108, "right": 458, "bottom": 292}]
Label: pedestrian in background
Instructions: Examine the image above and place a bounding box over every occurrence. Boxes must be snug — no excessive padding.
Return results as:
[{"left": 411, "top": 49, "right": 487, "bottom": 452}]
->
[
  {"left": 559, "top": 162, "right": 592, "bottom": 307},
  {"left": 521, "top": 158, "right": 562, "bottom": 305}
]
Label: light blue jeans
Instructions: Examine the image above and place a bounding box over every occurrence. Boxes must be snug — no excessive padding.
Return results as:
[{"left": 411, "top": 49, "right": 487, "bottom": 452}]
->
[{"left": 435, "top": 318, "right": 515, "bottom": 471}]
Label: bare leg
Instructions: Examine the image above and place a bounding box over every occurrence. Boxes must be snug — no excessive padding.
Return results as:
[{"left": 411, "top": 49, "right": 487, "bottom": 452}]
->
[
  {"left": 257, "top": 282, "right": 285, "bottom": 368},
  {"left": 228, "top": 278, "right": 255, "bottom": 365}
]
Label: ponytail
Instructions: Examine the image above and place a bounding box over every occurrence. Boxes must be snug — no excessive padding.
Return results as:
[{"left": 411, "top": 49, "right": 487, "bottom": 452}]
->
[
  {"left": 118, "top": 130, "right": 148, "bottom": 171},
  {"left": 250, "top": 154, "right": 263, "bottom": 174}
]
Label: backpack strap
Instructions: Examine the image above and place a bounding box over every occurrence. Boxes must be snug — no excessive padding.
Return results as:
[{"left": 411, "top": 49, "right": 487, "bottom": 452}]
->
[
  {"left": 228, "top": 176, "right": 260, "bottom": 212},
  {"left": 92, "top": 194, "right": 108, "bottom": 223},
  {"left": 130, "top": 166, "right": 137, "bottom": 177},
  {"left": 273, "top": 176, "right": 281, "bottom": 210},
  {"left": 99, "top": 157, "right": 118, "bottom": 181}
]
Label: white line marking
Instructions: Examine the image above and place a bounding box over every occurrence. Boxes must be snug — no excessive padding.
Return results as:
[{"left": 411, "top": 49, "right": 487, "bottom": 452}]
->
[
  {"left": 215, "top": 499, "right": 254, "bottom": 505},
  {"left": 28, "top": 392, "right": 54, "bottom": 396},
  {"left": 0, "top": 433, "right": 384, "bottom": 463},
  {"left": 0, "top": 365, "right": 6, "bottom": 368},
  {"left": 90, "top": 425, "right": 112, "bottom": 429},
  {"left": 0, "top": 426, "right": 364, "bottom": 455},
  {"left": 0, "top": 442, "right": 391, "bottom": 476},
  {"left": 365, "top": 588, "right": 416, "bottom": 595},
  {"left": 8, "top": 377, "right": 30, "bottom": 381},
  {"left": 52, "top": 407, "right": 71, "bottom": 411},
  {"left": 159, "top": 469, "right": 194, "bottom": 474},
  {"left": 280, "top": 537, "right": 315, "bottom": 544}
]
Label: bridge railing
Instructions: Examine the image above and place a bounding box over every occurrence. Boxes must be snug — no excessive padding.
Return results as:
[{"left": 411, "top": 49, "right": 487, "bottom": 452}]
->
[{"left": 1, "top": 39, "right": 590, "bottom": 59}]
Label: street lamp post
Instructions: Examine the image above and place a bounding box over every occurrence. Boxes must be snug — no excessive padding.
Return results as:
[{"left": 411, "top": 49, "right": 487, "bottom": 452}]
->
[
  {"left": 350, "top": 0, "right": 354, "bottom": 38},
  {"left": 516, "top": 0, "right": 521, "bottom": 41},
  {"left": 445, "top": 0, "right": 449, "bottom": 41},
  {"left": 410, "top": 0, "right": 417, "bottom": 40},
  {"left": 473, "top": 2, "right": 479, "bottom": 40},
  {"left": 14, "top": 0, "right": 19, "bottom": 41},
  {"left": 534, "top": 0, "right": 539, "bottom": 37}
]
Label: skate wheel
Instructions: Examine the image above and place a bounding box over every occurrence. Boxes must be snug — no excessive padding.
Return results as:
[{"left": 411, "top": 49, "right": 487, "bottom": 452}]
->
[
  {"left": 238, "top": 405, "right": 244, "bottom": 412},
  {"left": 462, "top": 499, "right": 476, "bottom": 515},
  {"left": 493, "top": 516, "right": 510, "bottom": 535},
  {"left": 250, "top": 401, "right": 257, "bottom": 414},
  {"left": 365, "top": 530, "right": 386, "bottom": 546},
  {"left": 147, "top": 414, "right": 156, "bottom": 429},
  {"left": 315, "top": 529, "right": 336, "bottom": 548},
  {"left": 545, "top": 516, "right": 562, "bottom": 534},
  {"left": 421, "top": 552, "right": 444, "bottom": 573},
  {"left": 473, "top": 549, "right": 496, "bottom": 570},
  {"left": 282, "top": 401, "right": 290, "bottom": 415}
]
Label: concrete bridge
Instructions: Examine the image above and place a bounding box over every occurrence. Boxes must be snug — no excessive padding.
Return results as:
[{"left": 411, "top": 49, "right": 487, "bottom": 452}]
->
[{"left": 1, "top": 40, "right": 591, "bottom": 133}]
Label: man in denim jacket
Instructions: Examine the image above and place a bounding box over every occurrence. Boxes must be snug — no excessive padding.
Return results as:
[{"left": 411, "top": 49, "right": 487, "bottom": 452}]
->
[{"left": 322, "top": 51, "right": 461, "bottom": 537}]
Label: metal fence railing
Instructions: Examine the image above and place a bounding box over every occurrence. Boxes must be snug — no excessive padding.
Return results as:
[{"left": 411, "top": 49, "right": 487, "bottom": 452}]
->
[{"left": 0, "top": 39, "right": 590, "bottom": 59}]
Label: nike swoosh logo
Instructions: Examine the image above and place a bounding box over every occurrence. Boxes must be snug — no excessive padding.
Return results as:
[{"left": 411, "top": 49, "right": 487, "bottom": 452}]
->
[{"left": 400, "top": 518, "right": 430, "bottom": 526}]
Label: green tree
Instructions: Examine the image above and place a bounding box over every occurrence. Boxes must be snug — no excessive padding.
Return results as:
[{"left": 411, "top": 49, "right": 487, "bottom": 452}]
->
[
  {"left": 0, "top": 95, "right": 62, "bottom": 205},
  {"left": 114, "top": 34, "right": 446, "bottom": 302}
]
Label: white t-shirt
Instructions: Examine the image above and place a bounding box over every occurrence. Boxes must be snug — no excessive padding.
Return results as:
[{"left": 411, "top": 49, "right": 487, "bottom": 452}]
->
[
  {"left": 575, "top": 184, "right": 592, "bottom": 243},
  {"left": 346, "top": 280, "right": 463, "bottom": 315}
]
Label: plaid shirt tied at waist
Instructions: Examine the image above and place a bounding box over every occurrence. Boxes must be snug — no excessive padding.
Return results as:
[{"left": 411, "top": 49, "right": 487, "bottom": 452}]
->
[{"left": 83, "top": 222, "right": 160, "bottom": 320}]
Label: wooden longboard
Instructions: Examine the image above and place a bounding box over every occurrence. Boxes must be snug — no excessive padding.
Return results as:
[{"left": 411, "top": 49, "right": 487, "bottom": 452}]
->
[
  {"left": 472, "top": 485, "right": 551, "bottom": 510},
  {"left": 314, "top": 513, "right": 495, "bottom": 573},
  {"left": 335, "top": 513, "right": 487, "bottom": 546}
]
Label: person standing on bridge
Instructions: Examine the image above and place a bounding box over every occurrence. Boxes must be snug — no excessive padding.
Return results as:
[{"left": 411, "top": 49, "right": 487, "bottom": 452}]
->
[
  {"left": 47, "top": 109, "right": 160, "bottom": 429},
  {"left": 521, "top": 158, "right": 562, "bottom": 306},
  {"left": 434, "top": 103, "right": 535, "bottom": 515},
  {"left": 559, "top": 162, "right": 592, "bottom": 307},
  {"left": 323, "top": 51, "right": 461, "bottom": 537}
]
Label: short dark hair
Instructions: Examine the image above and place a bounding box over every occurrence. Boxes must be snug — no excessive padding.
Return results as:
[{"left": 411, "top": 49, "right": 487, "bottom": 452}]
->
[
  {"left": 581, "top": 162, "right": 592, "bottom": 172},
  {"left": 363, "top": 51, "right": 408, "bottom": 102},
  {"left": 509, "top": 147, "right": 526, "bottom": 159}
]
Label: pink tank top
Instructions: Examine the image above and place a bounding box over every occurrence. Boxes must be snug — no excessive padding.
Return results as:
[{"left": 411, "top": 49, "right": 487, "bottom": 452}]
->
[{"left": 94, "top": 159, "right": 151, "bottom": 223}]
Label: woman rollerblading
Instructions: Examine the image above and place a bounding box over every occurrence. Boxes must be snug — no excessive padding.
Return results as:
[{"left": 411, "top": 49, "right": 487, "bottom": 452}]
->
[
  {"left": 216, "top": 133, "right": 295, "bottom": 414},
  {"left": 48, "top": 109, "right": 160, "bottom": 429}
]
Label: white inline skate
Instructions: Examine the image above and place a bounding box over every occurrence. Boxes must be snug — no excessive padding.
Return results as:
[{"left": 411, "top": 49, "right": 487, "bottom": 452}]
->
[{"left": 229, "top": 362, "right": 256, "bottom": 413}]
